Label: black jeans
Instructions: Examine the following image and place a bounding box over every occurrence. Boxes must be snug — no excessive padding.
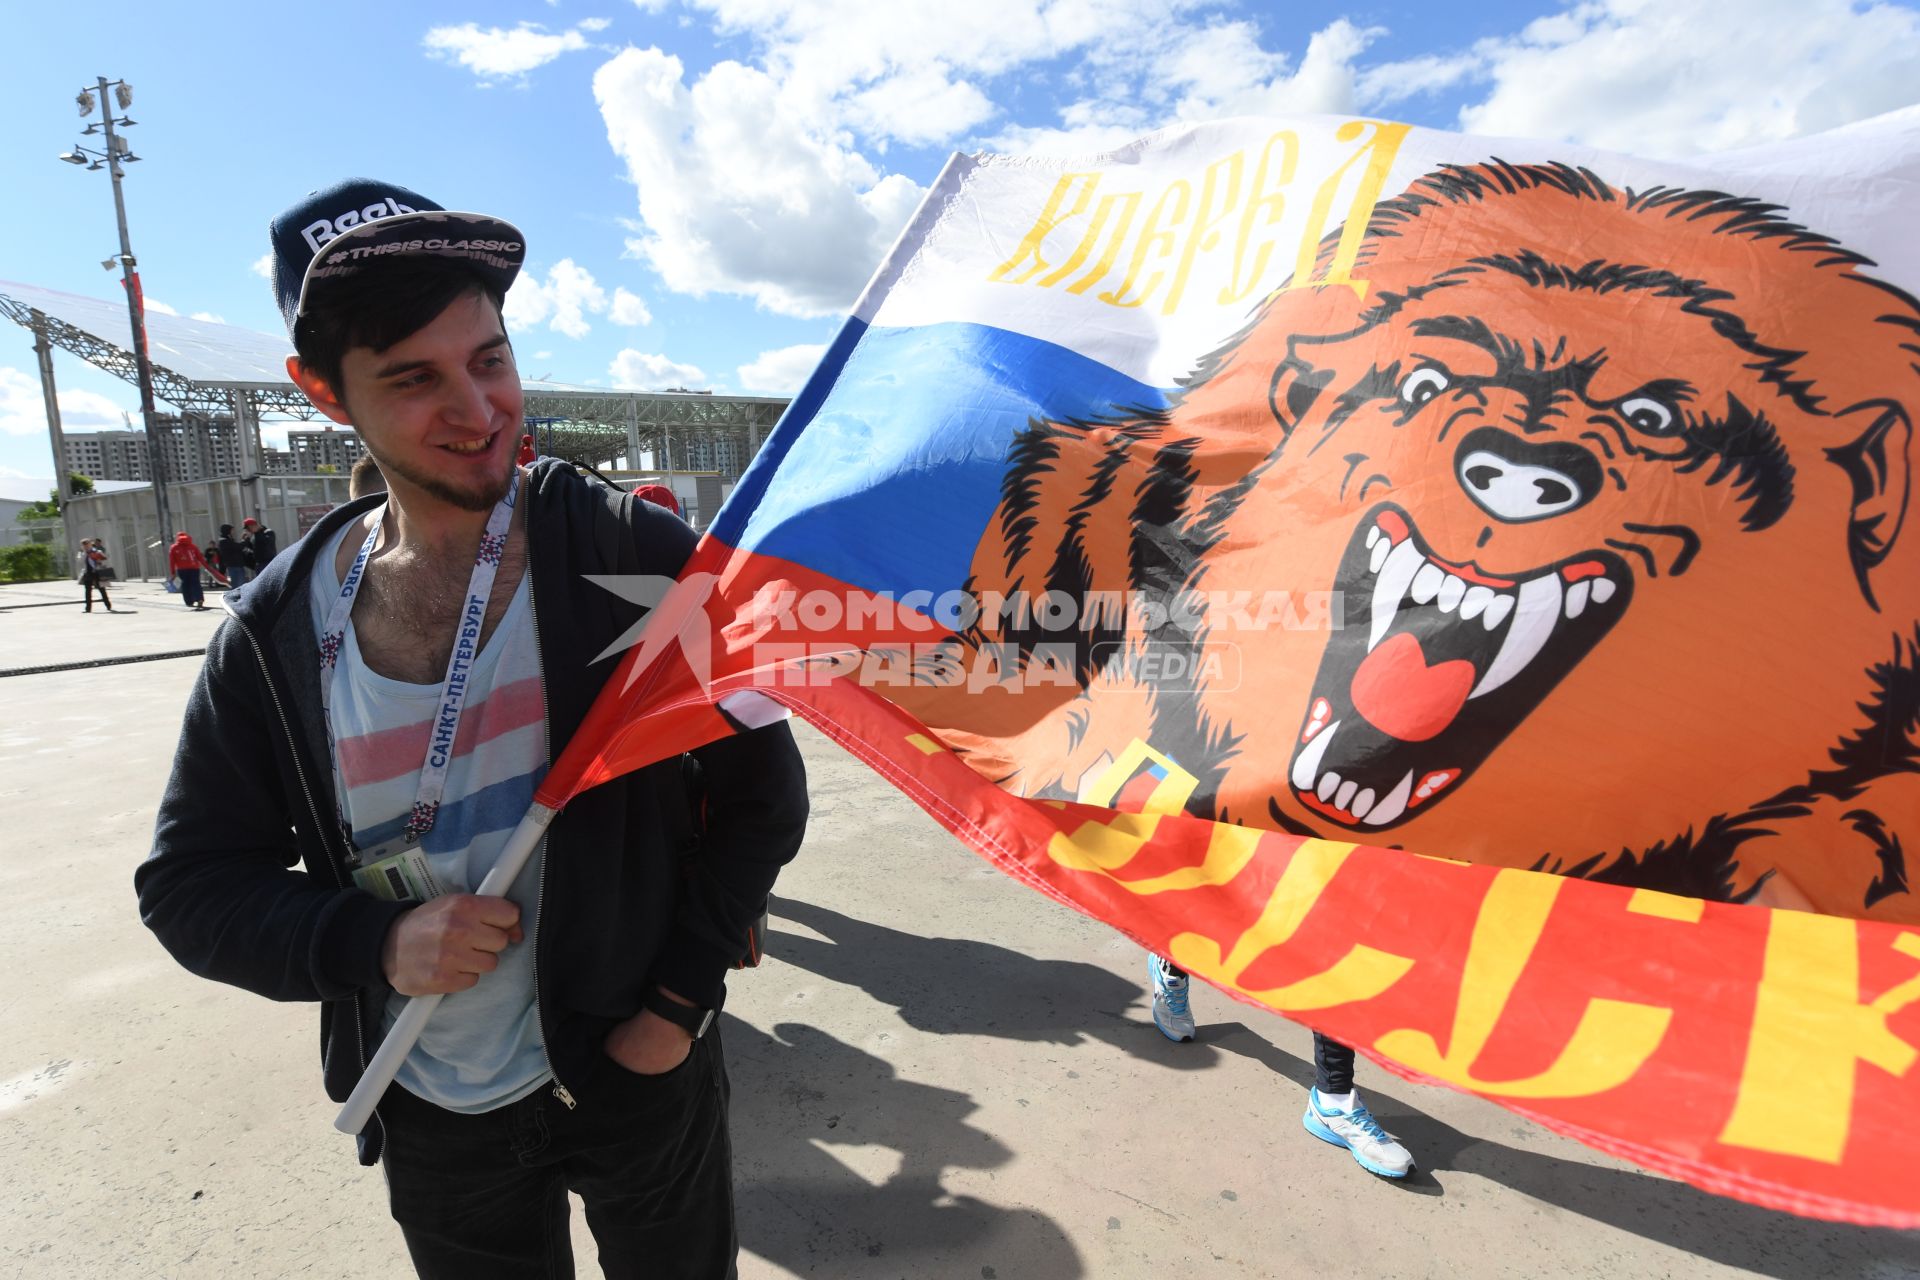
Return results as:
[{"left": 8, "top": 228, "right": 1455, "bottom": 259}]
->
[
  {"left": 1313, "top": 1033, "right": 1355, "bottom": 1095},
  {"left": 1162, "top": 958, "right": 1354, "bottom": 1093},
  {"left": 378, "top": 1027, "right": 737, "bottom": 1279},
  {"left": 177, "top": 568, "right": 203, "bottom": 608},
  {"left": 82, "top": 572, "right": 111, "bottom": 611}
]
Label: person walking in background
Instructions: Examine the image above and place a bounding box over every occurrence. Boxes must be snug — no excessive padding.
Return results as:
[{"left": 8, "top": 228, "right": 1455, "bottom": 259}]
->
[
  {"left": 216, "top": 523, "right": 254, "bottom": 590},
  {"left": 242, "top": 517, "right": 279, "bottom": 568},
  {"left": 76, "top": 537, "right": 114, "bottom": 613},
  {"left": 167, "top": 531, "right": 227, "bottom": 611}
]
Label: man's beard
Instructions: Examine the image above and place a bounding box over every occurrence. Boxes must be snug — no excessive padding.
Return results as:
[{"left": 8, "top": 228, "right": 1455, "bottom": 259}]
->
[{"left": 379, "top": 442, "right": 517, "bottom": 513}]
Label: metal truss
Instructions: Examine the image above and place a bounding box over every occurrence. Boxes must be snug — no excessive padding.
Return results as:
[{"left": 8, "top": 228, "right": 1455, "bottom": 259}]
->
[
  {"left": 2, "top": 289, "right": 791, "bottom": 482},
  {"left": 523, "top": 389, "right": 786, "bottom": 430},
  {"left": 0, "top": 296, "right": 322, "bottom": 418}
]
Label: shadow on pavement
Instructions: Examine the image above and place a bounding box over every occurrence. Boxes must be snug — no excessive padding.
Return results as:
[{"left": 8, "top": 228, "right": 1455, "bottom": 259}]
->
[
  {"left": 770, "top": 898, "right": 1920, "bottom": 1275},
  {"left": 769, "top": 898, "right": 1216, "bottom": 1072},
  {"left": 1209, "top": 1024, "right": 1920, "bottom": 1279},
  {"left": 725, "top": 1016, "right": 1084, "bottom": 1278}
]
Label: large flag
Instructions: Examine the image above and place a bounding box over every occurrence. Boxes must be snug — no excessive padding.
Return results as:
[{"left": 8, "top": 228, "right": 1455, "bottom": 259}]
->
[{"left": 538, "top": 111, "right": 1920, "bottom": 1226}]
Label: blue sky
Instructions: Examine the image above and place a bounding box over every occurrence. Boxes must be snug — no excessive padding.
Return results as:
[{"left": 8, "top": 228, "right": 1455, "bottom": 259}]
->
[{"left": 4, "top": 0, "right": 1918, "bottom": 478}]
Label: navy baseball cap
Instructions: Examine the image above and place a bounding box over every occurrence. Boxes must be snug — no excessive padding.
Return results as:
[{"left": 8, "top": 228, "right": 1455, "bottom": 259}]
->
[{"left": 269, "top": 178, "right": 526, "bottom": 338}]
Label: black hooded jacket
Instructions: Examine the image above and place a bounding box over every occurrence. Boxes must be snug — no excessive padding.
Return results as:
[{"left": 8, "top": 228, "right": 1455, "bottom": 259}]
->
[{"left": 136, "top": 460, "right": 808, "bottom": 1163}]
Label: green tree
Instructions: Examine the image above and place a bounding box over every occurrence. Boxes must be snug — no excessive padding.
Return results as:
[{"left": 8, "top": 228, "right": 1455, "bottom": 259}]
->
[
  {"left": 0, "top": 544, "right": 56, "bottom": 581},
  {"left": 15, "top": 473, "right": 94, "bottom": 522}
]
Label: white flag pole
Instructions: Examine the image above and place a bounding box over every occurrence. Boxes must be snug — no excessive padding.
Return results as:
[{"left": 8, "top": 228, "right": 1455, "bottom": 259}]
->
[{"left": 334, "top": 801, "right": 558, "bottom": 1135}]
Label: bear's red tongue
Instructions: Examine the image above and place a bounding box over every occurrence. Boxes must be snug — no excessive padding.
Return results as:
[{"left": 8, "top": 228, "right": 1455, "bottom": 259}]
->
[{"left": 1349, "top": 632, "right": 1475, "bottom": 743}]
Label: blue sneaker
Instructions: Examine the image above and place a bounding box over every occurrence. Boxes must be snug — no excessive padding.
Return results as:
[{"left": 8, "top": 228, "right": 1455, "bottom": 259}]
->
[
  {"left": 1302, "top": 1088, "right": 1414, "bottom": 1178},
  {"left": 1148, "top": 954, "right": 1194, "bottom": 1042}
]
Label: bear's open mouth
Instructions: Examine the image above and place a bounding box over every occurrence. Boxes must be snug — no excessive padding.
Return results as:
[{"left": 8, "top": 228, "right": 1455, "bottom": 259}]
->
[{"left": 1285, "top": 502, "right": 1632, "bottom": 829}]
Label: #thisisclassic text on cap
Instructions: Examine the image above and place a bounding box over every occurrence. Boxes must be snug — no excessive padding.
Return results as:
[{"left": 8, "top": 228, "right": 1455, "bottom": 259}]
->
[{"left": 268, "top": 178, "right": 526, "bottom": 337}]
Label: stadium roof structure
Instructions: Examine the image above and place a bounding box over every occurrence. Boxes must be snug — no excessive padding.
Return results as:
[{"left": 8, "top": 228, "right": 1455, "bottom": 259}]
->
[{"left": 0, "top": 279, "right": 791, "bottom": 471}]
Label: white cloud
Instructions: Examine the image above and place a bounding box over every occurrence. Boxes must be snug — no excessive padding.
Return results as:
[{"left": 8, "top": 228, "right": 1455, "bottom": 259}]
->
[
  {"left": 737, "top": 343, "right": 827, "bottom": 393},
  {"left": 991, "top": 16, "right": 1379, "bottom": 153},
  {"left": 423, "top": 19, "right": 609, "bottom": 81},
  {"left": 0, "top": 369, "right": 45, "bottom": 436},
  {"left": 1447, "top": 0, "right": 1920, "bottom": 156},
  {"left": 1161, "top": 18, "right": 1380, "bottom": 120},
  {"left": 0, "top": 368, "right": 130, "bottom": 437},
  {"left": 609, "top": 287, "right": 653, "bottom": 326},
  {"left": 688, "top": 0, "right": 1200, "bottom": 149},
  {"left": 190, "top": 311, "right": 226, "bottom": 325},
  {"left": 610, "top": 348, "right": 708, "bottom": 390},
  {"left": 249, "top": 253, "right": 275, "bottom": 280},
  {"left": 594, "top": 48, "right": 927, "bottom": 317},
  {"left": 504, "top": 259, "right": 611, "bottom": 339},
  {"left": 143, "top": 298, "right": 179, "bottom": 316},
  {"left": 843, "top": 66, "right": 997, "bottom": 147}
]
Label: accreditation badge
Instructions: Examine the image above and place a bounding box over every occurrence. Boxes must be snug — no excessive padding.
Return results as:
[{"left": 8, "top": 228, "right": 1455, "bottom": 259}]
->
[{"left": 349, "top": 834, "right": 449, "bottom": 903}]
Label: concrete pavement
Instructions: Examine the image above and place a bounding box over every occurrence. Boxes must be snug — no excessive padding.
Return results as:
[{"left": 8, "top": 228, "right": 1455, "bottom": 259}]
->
[{"left": 2, "top": 580, "right": 1915, "bottom": 1278}]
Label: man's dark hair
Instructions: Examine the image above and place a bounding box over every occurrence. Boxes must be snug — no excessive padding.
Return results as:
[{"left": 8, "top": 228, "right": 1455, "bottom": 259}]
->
[{"left": 293, "top": 261, "right": 507, "bottom": 401}]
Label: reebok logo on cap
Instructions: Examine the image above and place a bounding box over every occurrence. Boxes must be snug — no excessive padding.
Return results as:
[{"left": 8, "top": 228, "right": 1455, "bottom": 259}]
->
[
  {"left": 268, "top": 178, "right": 525, "bottom": 338},
  {"left": 299, "top": 197, "right": 421, "bottom": 254}
]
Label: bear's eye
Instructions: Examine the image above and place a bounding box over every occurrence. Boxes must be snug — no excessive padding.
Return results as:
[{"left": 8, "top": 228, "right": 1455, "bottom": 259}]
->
[
  {"left": 1619, "top": 396, "right": 1677, "bottom": 436},
  {"left": 1399, "top": 366, "right": 1450, "bottom": 407}
]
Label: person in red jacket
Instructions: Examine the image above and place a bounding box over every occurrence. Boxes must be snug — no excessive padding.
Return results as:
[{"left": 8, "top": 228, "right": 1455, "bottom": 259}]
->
[{"left": 167, "top": 531, "right": 228, "bottom": 610}]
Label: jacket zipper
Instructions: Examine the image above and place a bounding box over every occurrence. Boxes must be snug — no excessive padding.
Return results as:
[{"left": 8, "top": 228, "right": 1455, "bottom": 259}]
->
[
  {"left": 524, "top": 501, "right": 576, "bottom": 1111},
  {"left": 230, "top": 610, "right": 379, "bottom": 1136}
]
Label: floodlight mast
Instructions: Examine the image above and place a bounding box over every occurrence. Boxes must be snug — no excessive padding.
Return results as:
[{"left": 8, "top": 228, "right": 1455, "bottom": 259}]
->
[{"left": 63, "top": 75, "right": 171, "bottom": 544}]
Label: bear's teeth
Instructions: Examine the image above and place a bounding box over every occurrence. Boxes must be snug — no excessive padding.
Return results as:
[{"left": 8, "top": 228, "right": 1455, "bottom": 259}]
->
[
  {"left": 1471, "top": 574, "right": 1561, "bottom": 699},
  {"left": 1291, "top": 718, "right": 1339, "bottom": 791},
  {"left": 1369, "top": 541, "right": 1424, "bottom": 651},
  {"left": 1362, "top": 770, "right": 1414, "bottom": 826}
]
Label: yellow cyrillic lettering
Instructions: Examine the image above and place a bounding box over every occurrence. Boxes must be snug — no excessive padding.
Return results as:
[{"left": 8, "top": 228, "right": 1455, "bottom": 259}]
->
[
  {"left": 1719, "top": 919, "right": 1920, "bottom": 1163},
  {"left": 1047, "top": 810, "right": 1162, "bottom": 875},
  {"left": 1219, "top": 130, "right": 1298, "bottom": 305},
  {"left": 1169, "top": 841, "right": 1413, "bottom": 1012},
  {"left": 1375, "top": 870, "right": 1673, "bottom": 1098},
  {"left": 1098, "top": 180, "right": 1191, "bottom": 309},
  {"left": 989, "top": 173, "right": 1099, "bottom": 285},
  {"left": 1163, "top": 150, "right": 1245, "bottom": 315},
  {"left": 1043, "top": 192, "right": 1142, "bottom": 293},
  {"left": 1288, "top": 119, "right": 1410, "bottom": 301}
]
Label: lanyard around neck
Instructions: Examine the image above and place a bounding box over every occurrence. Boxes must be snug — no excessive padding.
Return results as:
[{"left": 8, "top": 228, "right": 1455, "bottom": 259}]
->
[{"left": 318, "top": 474, "right": 521, "bottom": 846}]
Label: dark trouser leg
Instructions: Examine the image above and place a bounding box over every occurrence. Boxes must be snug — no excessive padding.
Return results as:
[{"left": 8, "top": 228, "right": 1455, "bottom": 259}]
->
[
  {"left": 1314, "top": 1033, "right": 1355, "bottom": 1095},
  {"left": 379, "top": 1085, "right": 575, "bottom": 1280},
  {"left": 180, "top": 569, "right": 202, "bottom": 608},
  {"left": 82, "top": 576, "right": 96, "bottom": 611},
  {"left": 571, "top": 1028, "right": 738, "bottom": 1280}
]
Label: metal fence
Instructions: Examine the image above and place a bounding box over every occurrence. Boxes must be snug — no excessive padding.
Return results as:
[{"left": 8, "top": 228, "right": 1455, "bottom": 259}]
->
[{"left": 61, "top": 474, "right": 356, "bottom": 580}]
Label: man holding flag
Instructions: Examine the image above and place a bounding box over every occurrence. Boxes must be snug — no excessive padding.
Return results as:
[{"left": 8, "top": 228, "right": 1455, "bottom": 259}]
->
[{"left": 136, "top": 179, "right": 808, "bottom": 1277}]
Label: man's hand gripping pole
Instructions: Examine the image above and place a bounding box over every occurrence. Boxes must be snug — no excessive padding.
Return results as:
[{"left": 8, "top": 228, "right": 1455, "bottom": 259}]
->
[{"left": 333, "top": 801, "right": 557, "bottom": 1135}]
